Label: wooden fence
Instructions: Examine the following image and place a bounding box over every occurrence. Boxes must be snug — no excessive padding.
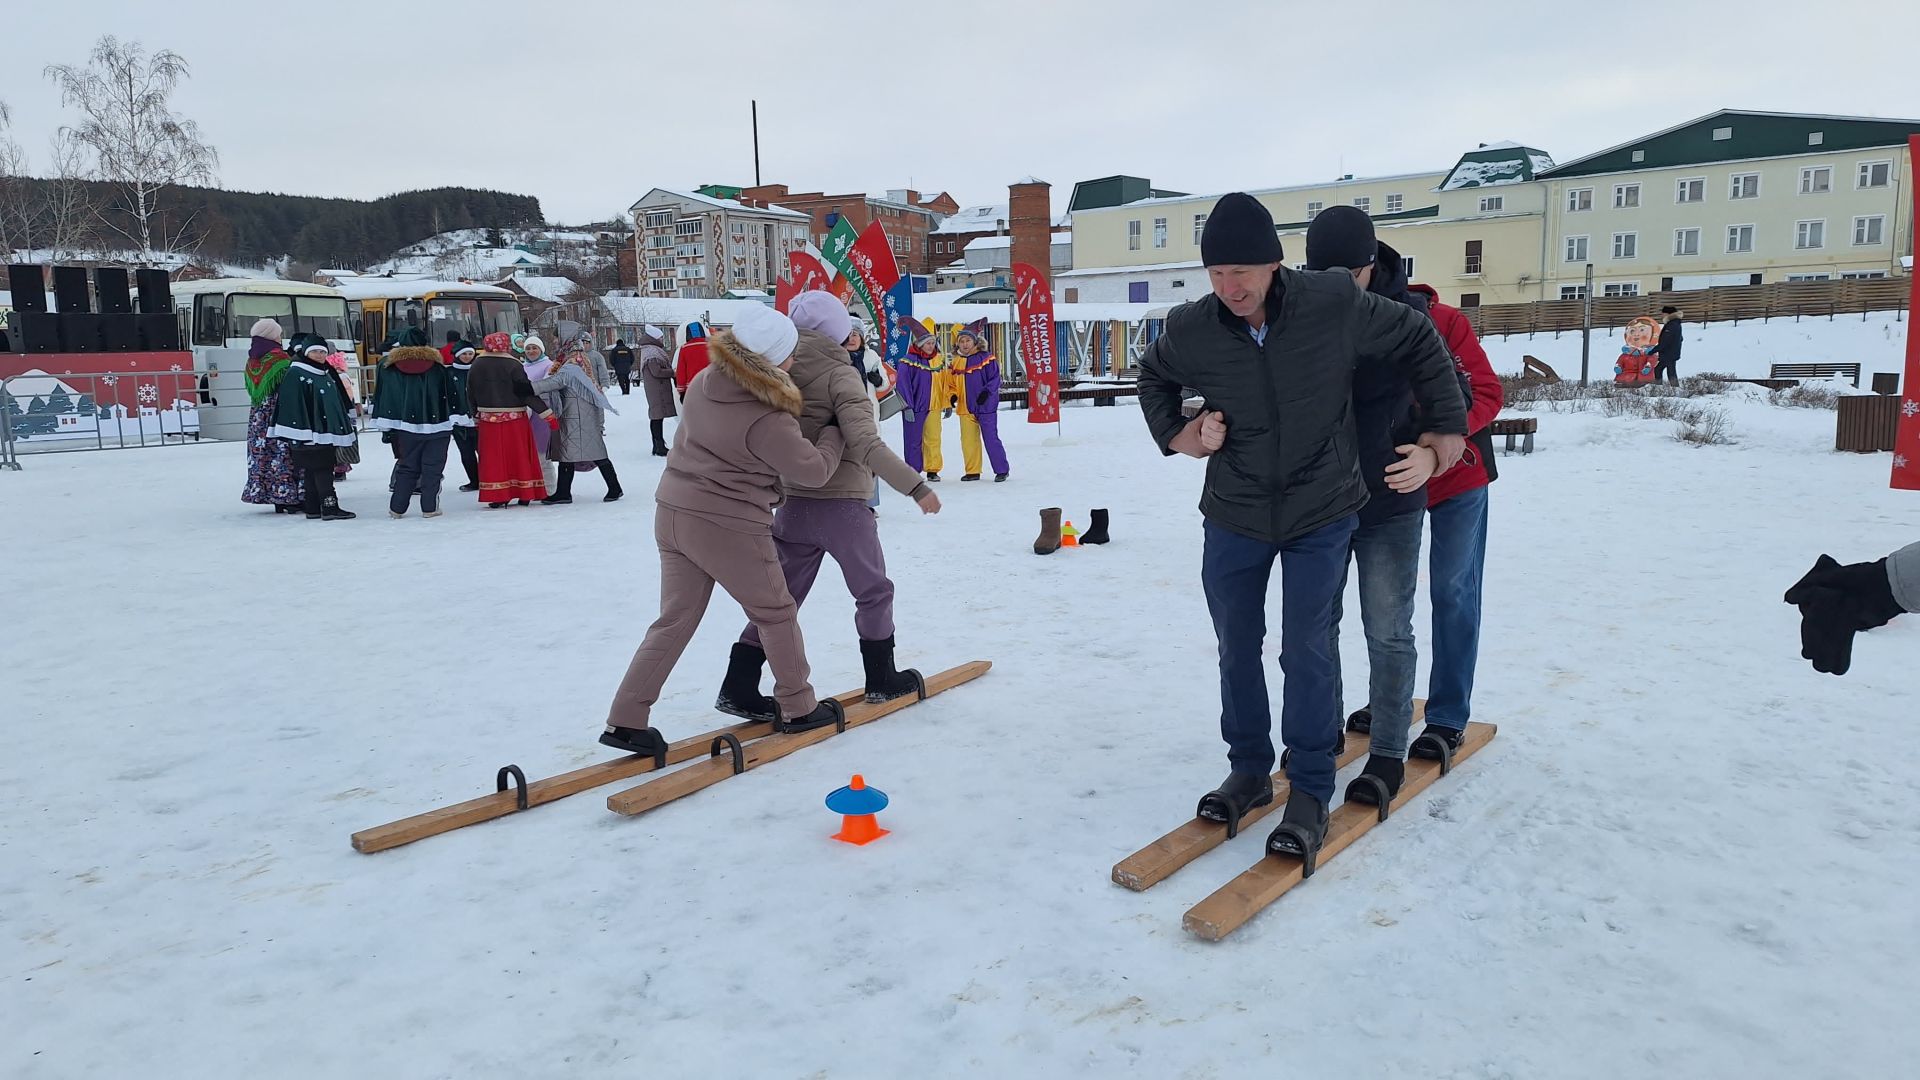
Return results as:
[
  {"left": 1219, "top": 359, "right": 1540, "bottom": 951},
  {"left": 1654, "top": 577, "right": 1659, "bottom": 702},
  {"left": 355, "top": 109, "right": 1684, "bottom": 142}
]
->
[
  {"left": 1836, "top": 394, "right": 1901, "bottom": 453},
  {"left": 1465, "top": 278, "right": 1909, "bottom": 338}
]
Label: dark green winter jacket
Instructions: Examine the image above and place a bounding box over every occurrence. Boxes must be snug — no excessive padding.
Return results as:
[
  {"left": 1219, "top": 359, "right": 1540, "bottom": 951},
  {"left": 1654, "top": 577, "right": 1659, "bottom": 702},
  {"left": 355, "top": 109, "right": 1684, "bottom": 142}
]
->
[{"left": 1137, "top": 266, "right": 1467, "bottom": 544}]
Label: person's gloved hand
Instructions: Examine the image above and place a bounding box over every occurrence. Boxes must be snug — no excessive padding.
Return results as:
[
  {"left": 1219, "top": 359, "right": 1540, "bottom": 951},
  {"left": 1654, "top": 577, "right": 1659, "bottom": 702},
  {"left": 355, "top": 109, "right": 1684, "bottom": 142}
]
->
[
  {"left": 1783, "top": 555, "right": 1902, "bottom": 676},
  {"left": 545, "top": 414, "right": 561, "bottom": 431}
]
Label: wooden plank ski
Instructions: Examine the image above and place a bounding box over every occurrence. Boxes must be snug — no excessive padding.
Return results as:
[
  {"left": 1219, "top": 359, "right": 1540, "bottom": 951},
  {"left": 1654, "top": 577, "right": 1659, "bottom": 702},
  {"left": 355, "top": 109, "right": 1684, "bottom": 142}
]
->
[
  {"left": 1182, "top": 721, "right": 1496, "bottom": 942},
  {"left": 351, "top": 716, "right": 781, "bottom": 853},
  {"left": 606, "top": 660, "right": 991, "bottom": 818},
  {"left": 1111, "top": 730, "right": 1370, "bottom": 892}
]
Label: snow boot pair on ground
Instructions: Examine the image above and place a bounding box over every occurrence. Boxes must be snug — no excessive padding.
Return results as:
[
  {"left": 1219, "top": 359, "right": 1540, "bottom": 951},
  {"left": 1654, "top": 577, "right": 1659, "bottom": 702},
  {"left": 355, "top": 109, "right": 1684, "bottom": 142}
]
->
[
  {"left": 712, "top": 638, "right": 922, "bottom": 731},
  {"left": 1033, "top": 508, "right": 1109, "bottom": 554}
]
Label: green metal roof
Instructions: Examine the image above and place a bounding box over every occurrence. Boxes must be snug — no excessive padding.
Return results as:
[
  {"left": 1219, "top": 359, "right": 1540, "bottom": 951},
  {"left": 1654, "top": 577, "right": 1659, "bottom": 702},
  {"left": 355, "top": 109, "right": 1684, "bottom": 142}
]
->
[
  {"left": 1437, "top": 145, "right": 1555, "bottom": 190},
  {"left": 1068, "top": 176, "right": 1187, "bottom": 212},
  {"left": 695, "top": 183, "right": 744, "bottom": 199},
  {"left": 1273, "top": 204, "right": 1441, "bottom": 231},
  {"left": 1541, "top": 110, "right": 1920, "bottom": 179}
]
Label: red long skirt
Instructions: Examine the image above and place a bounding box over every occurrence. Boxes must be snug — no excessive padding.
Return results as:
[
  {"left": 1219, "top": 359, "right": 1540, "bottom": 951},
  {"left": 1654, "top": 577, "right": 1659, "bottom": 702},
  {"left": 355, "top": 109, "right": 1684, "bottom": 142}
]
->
[{"left": 476, "top": 410, "right": 549, "bottom": 503}]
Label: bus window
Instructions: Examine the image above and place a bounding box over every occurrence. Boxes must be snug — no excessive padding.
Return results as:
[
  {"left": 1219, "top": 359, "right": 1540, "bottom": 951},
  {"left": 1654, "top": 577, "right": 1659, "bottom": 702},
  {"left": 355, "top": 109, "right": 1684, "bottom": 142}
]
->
[
  {"left": 481, "top": 300, "right": 522, "bottom": 337},
  {"left": 388, "top": 299, "right": 427, "bottom": 343},
  {"left": 230, "top": 294, "right": 296, "bottom": 337},
  {"left": 193, "top": 294, "right": 228, "bottom": 345},
  {"left": 422, "top": 298, "right": 482, "bottom": 345},
  {"left": 291, "top": 297, "right": 350, "bottom": 342}
]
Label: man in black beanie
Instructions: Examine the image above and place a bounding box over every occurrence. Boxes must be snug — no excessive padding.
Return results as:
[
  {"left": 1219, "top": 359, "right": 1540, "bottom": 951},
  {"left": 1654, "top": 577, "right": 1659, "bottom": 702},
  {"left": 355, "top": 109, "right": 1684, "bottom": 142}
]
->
[{"left": 1137, "top": 191, "right": 1468, "bottom": 859}]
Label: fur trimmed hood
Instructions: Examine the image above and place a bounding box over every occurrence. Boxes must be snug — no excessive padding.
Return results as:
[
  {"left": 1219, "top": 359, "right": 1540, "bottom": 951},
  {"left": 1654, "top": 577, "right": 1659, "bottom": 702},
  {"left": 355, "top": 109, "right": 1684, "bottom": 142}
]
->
[
  {"left": 383, "top": 345, "right": 443, "bottom": 375},
  {"left": 705, "top": 330, "right": 803, "bottom": 416}
]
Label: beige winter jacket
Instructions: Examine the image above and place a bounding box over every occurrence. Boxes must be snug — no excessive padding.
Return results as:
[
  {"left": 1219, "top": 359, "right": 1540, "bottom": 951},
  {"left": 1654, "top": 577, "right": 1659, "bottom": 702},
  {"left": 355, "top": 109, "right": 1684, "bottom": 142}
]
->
[
  {"left": 654, "top": 330, "right": 846, "bottom": 533},
  {"left": 783, "top": 329, "right": 928, "bottom": 503}
]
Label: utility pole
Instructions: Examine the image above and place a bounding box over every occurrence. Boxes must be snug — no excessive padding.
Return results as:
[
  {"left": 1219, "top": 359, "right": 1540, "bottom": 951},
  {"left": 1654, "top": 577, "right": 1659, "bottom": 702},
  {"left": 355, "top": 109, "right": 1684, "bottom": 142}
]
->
[
  {"left": 751, "top": 100, "right": 761, "bottom": 186},
  {"left": 1579, "top": 262, "right": 1595, "bottom": 386}
]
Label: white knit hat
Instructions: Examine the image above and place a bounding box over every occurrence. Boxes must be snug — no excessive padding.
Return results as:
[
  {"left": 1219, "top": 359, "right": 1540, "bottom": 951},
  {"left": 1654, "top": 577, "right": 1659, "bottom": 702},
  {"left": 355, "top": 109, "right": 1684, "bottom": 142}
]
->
[
  {"left": 787, "top": 291, "right": 851, "bottom": 345},
  {"left": 250, "top": 318, "right": 283, "bottom": 341},
  {"left": 642, "top": 324, "right": 663, "bottom": 341},
  {"left": 523, "top": 334, "right": 546, "bottom": 354},
  {"left": 728, "top": 303, "right": 798, "bottom": 365}
]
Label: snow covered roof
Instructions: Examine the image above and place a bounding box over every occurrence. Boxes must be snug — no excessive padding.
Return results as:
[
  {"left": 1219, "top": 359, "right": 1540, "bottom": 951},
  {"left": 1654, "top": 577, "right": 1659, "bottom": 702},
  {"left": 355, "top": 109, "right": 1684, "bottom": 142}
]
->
[
  {"left": 933, "top": 203, "right": 1073, "bottom": 235},
  {"left": 333, "top": 278, "right": 515, "bottom": 301},
  {"left": 632, "top": 188, "right": 811, "bottom": 221},
  {"left": 1437, "top": 144, "right": 1556, "bottom": 190},
  {"left": 964, "top": 233, "right": 1071, "bottom": 252},
  {"left": 505, "top": 275, "right": 583, "bottom": 303},
  {"left": 1056, "top": 259, "right": 1203, "bottom": 278},
  {"left": 598, "top": 296, "right": 778, "bottom": 327},
  {"left": 168, "top": 278, "right": 346, "bottom": 300},
  {"left": 1104, "top": 170, "right": 1451, "bottom": 211}
]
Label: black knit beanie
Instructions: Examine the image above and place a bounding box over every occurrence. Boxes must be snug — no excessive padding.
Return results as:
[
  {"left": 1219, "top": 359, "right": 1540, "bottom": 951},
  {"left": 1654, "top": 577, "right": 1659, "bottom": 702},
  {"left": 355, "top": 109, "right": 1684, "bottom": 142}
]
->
[
  {"left": 1304, "top": 205, "right": 1378, "bottom": 271},
  {"left": 1200, "top": 192, "right": 1284, "bottom": 266}
]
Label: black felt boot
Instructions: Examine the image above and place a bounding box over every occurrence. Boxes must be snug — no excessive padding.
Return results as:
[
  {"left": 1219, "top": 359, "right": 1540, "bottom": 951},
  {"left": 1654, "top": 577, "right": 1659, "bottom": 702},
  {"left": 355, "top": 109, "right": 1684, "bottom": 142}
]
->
[
  {"left": 859, "top": 636, "right": 922, "bottom": 704},
  {"left": 714, "top": 642, "right": 775, "bottom": 722}
]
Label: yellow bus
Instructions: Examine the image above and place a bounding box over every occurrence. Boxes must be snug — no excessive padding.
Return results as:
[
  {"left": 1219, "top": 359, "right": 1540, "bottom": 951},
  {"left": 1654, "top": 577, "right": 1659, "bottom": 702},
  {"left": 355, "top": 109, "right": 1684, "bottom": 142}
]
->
[{"left": 334, "top": 278, "right": 522, "bottom": 362}]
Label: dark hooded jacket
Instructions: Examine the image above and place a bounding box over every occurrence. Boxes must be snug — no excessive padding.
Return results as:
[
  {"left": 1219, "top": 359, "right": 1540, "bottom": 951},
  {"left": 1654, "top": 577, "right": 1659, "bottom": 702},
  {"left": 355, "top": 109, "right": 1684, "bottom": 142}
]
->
[{"left": 1350, "top": 243, "right": 1429, "bottom": 526}]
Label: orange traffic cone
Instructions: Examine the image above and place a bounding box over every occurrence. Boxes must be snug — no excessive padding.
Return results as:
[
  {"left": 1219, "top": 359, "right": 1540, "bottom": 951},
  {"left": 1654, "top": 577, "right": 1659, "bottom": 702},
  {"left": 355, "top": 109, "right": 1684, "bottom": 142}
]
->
[
  {"left": 826, "top": 774, "right": 891, "bottom": 846},
  {"left": 1061, "top": 520, "right": 1080, "bottom": 548}
]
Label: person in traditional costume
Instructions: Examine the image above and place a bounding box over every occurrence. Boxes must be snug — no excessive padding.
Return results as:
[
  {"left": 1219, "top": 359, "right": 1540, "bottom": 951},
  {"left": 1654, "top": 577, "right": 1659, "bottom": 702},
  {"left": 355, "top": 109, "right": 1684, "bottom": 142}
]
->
[
  {"left": 447, "top": 341, "right": 480, "bottom": 491},
  {"left": 892, "top": 316, "right": 945, "bottom": 481},
  {"left": 271, "top": 340, "right": 360, "bottom": 520},
  {"left": 950, "top": 318, "right": 1010, "bottom": 482},
  {"left": 370, "top": 334, "right": 460, "bottom": 518},
  {"left": 467, "top": 331, "right": 556, "bottom": 508},
  {"left": 531, "top": 340, "right": 623, "bottom": 504},
  {"left": 240, "top": 318, "right": 304, "bottom": 513},
  {"left": 521, "top": 334, "right": 560, "bottom": 492}
]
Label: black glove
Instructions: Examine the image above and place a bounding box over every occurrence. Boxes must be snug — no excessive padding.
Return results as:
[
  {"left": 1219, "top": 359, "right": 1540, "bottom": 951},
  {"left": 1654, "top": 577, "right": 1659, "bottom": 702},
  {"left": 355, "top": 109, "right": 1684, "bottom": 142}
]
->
[{"left": 1783, "top": 555, "right": 1902, "bottom": 676}]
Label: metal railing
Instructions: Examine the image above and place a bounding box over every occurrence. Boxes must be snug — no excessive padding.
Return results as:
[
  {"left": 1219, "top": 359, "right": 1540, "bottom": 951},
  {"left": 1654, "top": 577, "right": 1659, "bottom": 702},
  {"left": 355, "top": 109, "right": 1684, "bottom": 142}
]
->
[{"left": 0, "top": 369, "right": 244, "bottom": 467}]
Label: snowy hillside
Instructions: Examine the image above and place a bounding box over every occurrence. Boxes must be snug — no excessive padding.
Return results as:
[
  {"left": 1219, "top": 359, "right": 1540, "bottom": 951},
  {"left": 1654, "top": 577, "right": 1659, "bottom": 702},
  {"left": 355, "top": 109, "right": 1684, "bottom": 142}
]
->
[
  {"left": 363, "top": 227, "right": 616, "bottom": 279},
  {"left": 3, "top": 387, "right": 1917, "bottom": 1077},
  {"left": 1481, "top": 309, "right": 1909, "bottom": 384}
]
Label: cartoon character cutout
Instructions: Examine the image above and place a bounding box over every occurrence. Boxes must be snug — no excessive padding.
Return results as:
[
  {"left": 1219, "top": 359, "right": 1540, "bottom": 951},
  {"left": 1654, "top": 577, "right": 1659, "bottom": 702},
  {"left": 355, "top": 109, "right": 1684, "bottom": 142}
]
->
[{"left": 1614, "top": 316, "right": 1660, "bottom": 385}]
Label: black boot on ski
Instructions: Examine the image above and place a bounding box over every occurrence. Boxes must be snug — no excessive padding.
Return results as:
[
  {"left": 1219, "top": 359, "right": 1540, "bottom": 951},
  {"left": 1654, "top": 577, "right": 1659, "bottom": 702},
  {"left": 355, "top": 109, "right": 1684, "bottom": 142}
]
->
[
  {"left": 859, "top": 636, "right": 925, "bottom": 704},
  {"left": 1345, "top": 753, "right": 1405, "bottom": 810},
  {"left": 1080, "top": 509, "right": 1110, "bottom": 545},
  {"left": 599, "top": 724, "right": 668, "bottom": 759},
  {"left": 1197, "top": 770, "right": 1274, "bottom": 839},
  {"left": 1266, "top": 788, "right": 1331, "bottom": 870},
  {"left": 1409, "top": 724, "right": 1467, "bottom": 765},
  {"left": 774, "top": 697, "right": 845, "bottom": 734},
  {"left": 1345, "top": 707, "right": 1373, "bottom": 734},
  {"left": 714, "top": 642, "right": 776, "bottom": 722}
]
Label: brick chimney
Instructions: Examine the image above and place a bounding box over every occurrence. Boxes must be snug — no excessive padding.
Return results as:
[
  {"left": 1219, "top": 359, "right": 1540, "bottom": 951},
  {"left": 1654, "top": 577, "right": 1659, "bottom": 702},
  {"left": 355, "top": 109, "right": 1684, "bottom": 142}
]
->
[{"left": 1008, "top": 178, "right": 1052, "bottom": 287}]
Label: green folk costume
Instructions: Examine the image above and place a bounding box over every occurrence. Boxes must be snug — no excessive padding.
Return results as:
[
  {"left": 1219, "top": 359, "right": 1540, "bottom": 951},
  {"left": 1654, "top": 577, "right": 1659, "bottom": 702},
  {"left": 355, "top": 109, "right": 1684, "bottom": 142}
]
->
[{"left": 270, "top": 361, "right": 358, "bottom": 446}]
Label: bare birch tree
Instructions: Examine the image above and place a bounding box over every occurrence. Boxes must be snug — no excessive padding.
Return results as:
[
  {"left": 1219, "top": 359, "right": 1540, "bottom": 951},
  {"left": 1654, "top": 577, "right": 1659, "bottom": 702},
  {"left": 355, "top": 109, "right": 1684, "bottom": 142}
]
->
[
  {"left": 44, "top": 36, "right": 217, "bottom": 264},
  {"left": 42, "top": 130, "right": 98, "bottom": 262}
]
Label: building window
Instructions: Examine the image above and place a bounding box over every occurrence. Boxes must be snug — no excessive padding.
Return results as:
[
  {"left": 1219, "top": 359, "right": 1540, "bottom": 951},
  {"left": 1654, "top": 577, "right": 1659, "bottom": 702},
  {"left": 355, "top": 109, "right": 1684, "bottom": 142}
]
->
[
  {"left": 1559, "top": 284, "right": 1588, "bottom": 300},
  {"left": 1712, "top": 126, "right": 1733, "bottom": 141},
  {"left": 1306, "top": 201, "right": 1323, "bottom": 219},
  {"left": 1786, "top": 272, "right": 1833, "bottom": 282},
  {"left": 1463, "top": 239, "right": 1483, "bottom": 275},
  {"left": 1858, "top": 160, "right": 1892, "bottom": 188},
  {"left": 1193, "top": 214, "right": 1206, "bottom": 244},
  {"left": 1726, "top": 224, "right": 1756, "bottom": 253},
  {"left": 1808, "top": 131, "right": 1824, "bottom": 146},
  {"left": 1459, "top": 292, "right": 1481, "bottom": 307},
  {"left": 1170, "top": 279, "right": 1186, "bottom": 289},
  {"left": 1400, "top": 255, "right": 1415, "bottom": 280},
  {"left": 1674, "top": 228, "right": 1701, "bottom": 256},
  {"left": 1565, "top": 235, "right": 1589, "bottom": 262},
  {"left": 1631, "top": 150, "right": 1646, "bottom": 162},
  {"left": 1676, "top": 177, "right": 1705, "bottom": 203},
  {"left": 1613, "top": 184, "right": 1641, "bottom": 209},
  {"left": 1354, "top": 197, "right": 1371, "bottom": 212},
  {"left": 1796, "top": 219, "right": 1826, "bottom": 249},
  {"left": 1385, "top": 194, "right": 1403, "bottom": 213},
  {"left": 1612, "top": 232, "right": 1638, "bottom": 259},
  {"left": 1479, "top": 195, "right": 1504, "bottom": 212},
  {"left": 1853, "top": 215, "right": 1886, "bottom": 246},
  {"left": 1841, "top": 270, "right": 1889, "bottom": 280},
  {"left": 1152, "top": 217, "right": 1167, "bottom": 248},
  {"left": 1800, "top": 166, "right": 1832, "bottom": 194},
  {"left": 1567, "top": 187, "right": 1593, "bottom": 212},
  {"left": 1603, "top": 282, "right": 1640, "bottom": 298},
  {"left": 1730, "top": 173, "right": 1760, "bottom": 200},
  {"left": 1128, "top": 220, "right": 1141, "bottom": 251}
]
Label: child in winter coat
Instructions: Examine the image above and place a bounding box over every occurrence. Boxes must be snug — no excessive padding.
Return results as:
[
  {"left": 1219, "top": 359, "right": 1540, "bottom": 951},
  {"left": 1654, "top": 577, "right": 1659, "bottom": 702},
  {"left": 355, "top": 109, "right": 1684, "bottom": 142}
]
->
[{"left": 601, "top": 304, "right": 848, "bottom": 756}]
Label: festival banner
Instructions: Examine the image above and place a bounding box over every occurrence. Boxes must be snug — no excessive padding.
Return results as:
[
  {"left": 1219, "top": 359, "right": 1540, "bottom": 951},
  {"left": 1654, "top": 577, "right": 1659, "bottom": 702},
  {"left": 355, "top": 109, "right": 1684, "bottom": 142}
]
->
[
  {"left": 773, "top": 275, "right": 799, "bottom": 314},
  {"left": 1893, "top": 135, "right": 1920, "bottom": 490},
  {"left": 786, "top": 250, "right": 833, "bottom": 296},
  {"left": 1012, "top": 261, "right": 1061, "bottom": 425},
  {"left": 848, "top": 221, "right": 902, "bottom": 318},
  {"left": 820, "top": 218, "right": 872, "bottom": 316},
  {"left": 882, "top": 277, "right": 916, "bottom": 371}
]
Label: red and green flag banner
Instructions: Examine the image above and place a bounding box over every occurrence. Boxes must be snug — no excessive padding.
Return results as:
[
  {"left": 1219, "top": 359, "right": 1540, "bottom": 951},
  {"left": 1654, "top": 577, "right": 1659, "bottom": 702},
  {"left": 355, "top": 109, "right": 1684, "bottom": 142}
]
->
[
  {"left": 1013, "top": 261, "right": 1061, "bottom": 424},
  {"left": 820, "top": 217, "right": 873, "bottom": 317},
  {"left": 1893, "top": 135, "right": 1920, "bottom": 490}
]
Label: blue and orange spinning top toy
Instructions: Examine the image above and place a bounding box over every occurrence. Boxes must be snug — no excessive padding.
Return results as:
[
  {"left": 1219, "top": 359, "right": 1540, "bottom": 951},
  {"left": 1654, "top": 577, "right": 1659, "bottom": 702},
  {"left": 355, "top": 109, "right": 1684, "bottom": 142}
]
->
[{"left": 825, "top": 774, "right": 890, "bottom": 846}]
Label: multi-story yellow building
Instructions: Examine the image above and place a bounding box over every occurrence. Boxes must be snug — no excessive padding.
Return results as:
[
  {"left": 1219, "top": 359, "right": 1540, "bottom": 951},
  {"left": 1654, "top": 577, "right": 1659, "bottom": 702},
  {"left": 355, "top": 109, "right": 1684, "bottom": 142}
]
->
[{"left": 1061, "top": 110, "right": 1918, "bottom": 310}]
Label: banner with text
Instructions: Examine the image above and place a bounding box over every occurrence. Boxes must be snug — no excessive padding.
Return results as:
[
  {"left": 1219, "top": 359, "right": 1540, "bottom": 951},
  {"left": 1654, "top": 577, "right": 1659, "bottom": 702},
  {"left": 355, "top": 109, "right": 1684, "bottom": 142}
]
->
[{"left": 1012, "top": 261, "right": 1061, "bottom": 425}]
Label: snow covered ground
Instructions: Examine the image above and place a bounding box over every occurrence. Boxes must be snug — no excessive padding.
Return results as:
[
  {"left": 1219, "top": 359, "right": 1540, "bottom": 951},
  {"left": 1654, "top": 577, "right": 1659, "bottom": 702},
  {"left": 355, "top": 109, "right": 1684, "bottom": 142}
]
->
[
  {"left": 4, "top": 381, "right": 1918, "bottom": 1078},
  {"left": 1481, "top": 308, "right": 1910, "bottom": 383}
]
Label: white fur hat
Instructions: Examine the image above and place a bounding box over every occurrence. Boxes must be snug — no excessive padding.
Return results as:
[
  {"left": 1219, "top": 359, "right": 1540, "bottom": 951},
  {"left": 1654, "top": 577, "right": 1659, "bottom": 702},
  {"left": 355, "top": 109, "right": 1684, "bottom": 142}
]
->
[{"left": 728, "top": 303, "right": 798, "bottom": 365}]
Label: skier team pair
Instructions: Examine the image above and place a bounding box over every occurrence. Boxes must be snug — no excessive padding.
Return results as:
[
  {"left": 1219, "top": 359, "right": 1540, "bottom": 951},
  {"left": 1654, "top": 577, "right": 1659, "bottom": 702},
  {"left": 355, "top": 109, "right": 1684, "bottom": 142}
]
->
[
  {"left": 599, "top": 292, "right": 943, "bottom": 754},
  {"left": 1140, "top": 193, "right": 1497, "bottom": 860}
]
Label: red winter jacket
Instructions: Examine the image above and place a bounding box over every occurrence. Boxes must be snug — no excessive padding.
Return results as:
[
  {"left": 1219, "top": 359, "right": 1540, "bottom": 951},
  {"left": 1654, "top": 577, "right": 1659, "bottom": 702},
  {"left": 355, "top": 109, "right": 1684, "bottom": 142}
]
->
[
  {"left": 674, "top": 339, "right": 711, "bottom": 393},
  {"left": 1410, "top": 285, "right": 1502, "bottom": 507}
]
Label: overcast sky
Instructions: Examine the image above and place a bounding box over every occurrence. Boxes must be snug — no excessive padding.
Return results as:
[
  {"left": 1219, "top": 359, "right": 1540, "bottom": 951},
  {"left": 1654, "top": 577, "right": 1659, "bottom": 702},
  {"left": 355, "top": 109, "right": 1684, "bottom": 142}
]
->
[{"left": 4, "top": 0, "right": 1917, "bottom": 227}]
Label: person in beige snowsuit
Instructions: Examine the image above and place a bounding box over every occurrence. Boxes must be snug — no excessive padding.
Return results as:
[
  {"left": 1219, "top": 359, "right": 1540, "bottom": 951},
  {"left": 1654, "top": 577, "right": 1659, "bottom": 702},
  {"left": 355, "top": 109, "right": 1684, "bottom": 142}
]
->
[{"left": 600, "top": 304, "right": 847, "bottom": 755}]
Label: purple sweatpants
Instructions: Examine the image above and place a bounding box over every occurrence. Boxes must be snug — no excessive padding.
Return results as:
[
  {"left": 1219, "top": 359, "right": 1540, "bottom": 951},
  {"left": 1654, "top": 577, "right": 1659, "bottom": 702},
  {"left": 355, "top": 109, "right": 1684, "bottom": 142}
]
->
[{"left": 741, "top": 497, "right": 896, "bottom": 646}]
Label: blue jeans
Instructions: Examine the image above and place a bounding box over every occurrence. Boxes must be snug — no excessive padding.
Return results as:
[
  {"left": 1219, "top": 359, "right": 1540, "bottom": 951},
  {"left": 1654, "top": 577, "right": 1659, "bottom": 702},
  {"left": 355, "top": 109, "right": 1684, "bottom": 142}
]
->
[
  {"left": 1201, "top": 515, "right": 1358, "bottom": 803},
  {"left": 1330, "top": 507, "right": 1424, "bottom": 760},
  {"left": 1426, "top": 485, "right": 1489, "bottom": 731}
]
